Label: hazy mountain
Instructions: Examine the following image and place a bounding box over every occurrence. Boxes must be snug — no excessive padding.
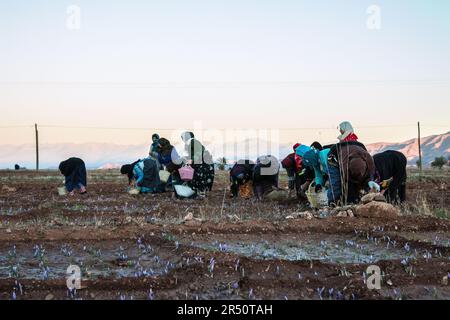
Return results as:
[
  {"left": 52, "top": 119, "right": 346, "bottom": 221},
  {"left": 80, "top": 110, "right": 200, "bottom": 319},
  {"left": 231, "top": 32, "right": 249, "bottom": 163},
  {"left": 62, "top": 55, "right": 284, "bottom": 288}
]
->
[
  {"left": 0, "top": 143, "right": 150, "bottom": 169},
  {"left": 0, "top": 132, "right": 448, "bottom": 169},
  {"left": 366, "top": 131, "right": 449, "bottom": 165}
]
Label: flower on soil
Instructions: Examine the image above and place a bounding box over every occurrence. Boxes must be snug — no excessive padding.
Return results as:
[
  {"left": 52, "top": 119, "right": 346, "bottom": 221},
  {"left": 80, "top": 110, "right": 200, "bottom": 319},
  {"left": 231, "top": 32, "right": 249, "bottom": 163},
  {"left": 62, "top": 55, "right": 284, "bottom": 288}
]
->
[
  {"left": 218, "top": 243, "right": 228, "bottom": 252},
  {"left": 15, "top": 281, "right": 23, "bottom": 295},
  {"left": 404, "top": 243, "right": 410, "bottom": 252},
  {"left": 208, "top": 258, "right": 215, "bottom": 273},
  {"left": 42, "top": 266, "right": 50, "bottom": 280},
  {"left": 317, "top": 287, "right": 325, "bottom": 300},
  {"left": 8, "top": 245, "right": 17, "bottom": 259},
  {"left": 68, "top": 288, "right": 77, "bottom": 299},
  {"left": 148, "top": 289, "right": 154, "bottom": 300}
]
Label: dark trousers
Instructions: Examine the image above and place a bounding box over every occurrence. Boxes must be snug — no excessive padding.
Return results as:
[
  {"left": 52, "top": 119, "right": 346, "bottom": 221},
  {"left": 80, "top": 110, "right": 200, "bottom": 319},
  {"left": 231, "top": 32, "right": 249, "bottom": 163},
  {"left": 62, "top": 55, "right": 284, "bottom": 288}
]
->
[
  {"left": 327, "top": 164, "right": 342, "bottom": 204},
  {"left": 386, "top": 181, "right": 406, "bottom": 204},
  {"left": 65, "top": 164, "right": 87, "bottom": 192}
]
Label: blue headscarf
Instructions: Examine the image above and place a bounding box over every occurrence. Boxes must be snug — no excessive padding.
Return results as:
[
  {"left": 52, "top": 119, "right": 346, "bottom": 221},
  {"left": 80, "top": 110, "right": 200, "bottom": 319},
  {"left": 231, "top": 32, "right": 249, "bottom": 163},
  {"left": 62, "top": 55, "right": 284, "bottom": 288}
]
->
[
  {"left": 295, "top": 144, "right": 311, "bottom": 157},
  {"left": 302, "top": 150, "right": 320, "bottom": 168}
]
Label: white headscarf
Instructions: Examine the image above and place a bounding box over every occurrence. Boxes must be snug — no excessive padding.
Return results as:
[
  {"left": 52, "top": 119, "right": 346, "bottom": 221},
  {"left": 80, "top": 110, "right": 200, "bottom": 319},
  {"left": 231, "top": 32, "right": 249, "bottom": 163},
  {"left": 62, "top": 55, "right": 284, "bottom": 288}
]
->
[{"left": 337, "top": 121, "right": 354, "bottom": 141}]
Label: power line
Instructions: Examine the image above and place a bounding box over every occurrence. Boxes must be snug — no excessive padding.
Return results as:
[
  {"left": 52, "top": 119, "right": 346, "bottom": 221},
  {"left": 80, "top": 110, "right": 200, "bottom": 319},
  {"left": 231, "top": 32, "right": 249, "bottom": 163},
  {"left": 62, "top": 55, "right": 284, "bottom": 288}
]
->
[
  {"left": 0, "top": 125, "right": 34, "bottom": 129},
  {"left": 1, "top": 123, "right": 447, "bottom": 131},
  {"left": 1, "top": 79, "right": 450, "bottom": 88}
]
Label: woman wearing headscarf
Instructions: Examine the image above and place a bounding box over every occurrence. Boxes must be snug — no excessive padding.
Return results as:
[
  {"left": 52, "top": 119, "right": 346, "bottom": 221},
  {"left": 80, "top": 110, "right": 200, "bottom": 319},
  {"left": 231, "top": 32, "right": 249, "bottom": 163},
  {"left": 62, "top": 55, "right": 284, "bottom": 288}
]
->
[
  {"left": 230, "top": 159, "right": 255, "bottom": 198},
  {"left": 282, "top": 143, "right": 312, "bottom": 200},
  {"left": 296, "top": 143, "right": 379, "bottom": 205},
  {"left": 120, "top": 156, "right": 164, "bottom": 194},
  {"left": 59, "top": 157, "right": 87, "bottom": 196},
  {"left": 149, "top": 134, "right": 160, "bottom": 155},
  {"left": 252, "top": 155, "right": 280, "bottom": 200},
  {"left": 296, "top": 145, "right": 330, "bottom": 193},
  {"left": 180, "top": 132, "right": 215, "bottom": 195},
  {"left": 337, "top": 121, "right": 358, "bottom": 142},
  {"left": 157, "top": 138, "right": 182, "bottom": 186},
  {"left": 120, "top": 159, "right": 141, "bottom": 185},
  {"left": 373, "top": 150, "right": 407, "bottom": 204}
]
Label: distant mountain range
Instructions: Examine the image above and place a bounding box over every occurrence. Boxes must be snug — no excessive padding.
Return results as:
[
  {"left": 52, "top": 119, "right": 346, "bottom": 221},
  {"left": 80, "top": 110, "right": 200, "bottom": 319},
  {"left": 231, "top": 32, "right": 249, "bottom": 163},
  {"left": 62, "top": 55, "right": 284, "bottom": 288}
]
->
[
  {"left": 365, "top": 131, "right": 449, "bottom": 165},
  {"left": 0, "top": 132, "right": 448, "bottom": 169}
]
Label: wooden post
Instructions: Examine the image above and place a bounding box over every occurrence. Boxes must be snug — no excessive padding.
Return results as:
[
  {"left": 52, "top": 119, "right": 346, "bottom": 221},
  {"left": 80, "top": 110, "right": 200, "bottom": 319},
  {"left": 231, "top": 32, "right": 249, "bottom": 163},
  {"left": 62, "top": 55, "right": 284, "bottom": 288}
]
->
[
  {"left": 418, "top": 122, "right": 422, "bottom": 177},
  {"left": 35, "top": 123, "right": 39, "bottom": 171}
]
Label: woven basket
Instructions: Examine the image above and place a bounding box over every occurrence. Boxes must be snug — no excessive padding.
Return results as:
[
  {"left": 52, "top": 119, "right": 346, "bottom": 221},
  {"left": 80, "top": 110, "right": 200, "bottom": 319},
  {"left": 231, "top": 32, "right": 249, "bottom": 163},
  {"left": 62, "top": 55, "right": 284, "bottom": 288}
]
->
[
  {"left": 178, "top": 166, "right": 194, "bottom": 181},
  {"left": 159, "top": 170, "right": 171, "bottom": 183},
  {"left": 306, "top": 183, "right": 328, "bottom": 208}
]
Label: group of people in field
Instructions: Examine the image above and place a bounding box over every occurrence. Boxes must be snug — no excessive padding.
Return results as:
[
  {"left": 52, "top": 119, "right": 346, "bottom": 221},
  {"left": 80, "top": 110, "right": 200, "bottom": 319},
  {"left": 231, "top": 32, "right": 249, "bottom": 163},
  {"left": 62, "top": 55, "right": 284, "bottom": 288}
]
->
[
  {"left": 230, "top": 121, "right": 407, "bottom": 205},
  {"left": 58, "top": 122, "right": 407, "bottom": 206},
  {"left": 58, "top": 131, "right": 215, "bottom": 199}
]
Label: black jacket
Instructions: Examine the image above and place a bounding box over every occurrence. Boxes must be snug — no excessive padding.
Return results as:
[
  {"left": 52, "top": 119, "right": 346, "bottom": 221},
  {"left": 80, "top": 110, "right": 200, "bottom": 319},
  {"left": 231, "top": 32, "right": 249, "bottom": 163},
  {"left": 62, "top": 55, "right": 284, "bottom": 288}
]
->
[
  {"left": 373, "top": 150, "right": 407, "bottom": 183},
  {"left": 230, "top": 161, "right": 255, "bottom": 182},
  {"left": 59, "top": 158, "right": 85, "bottom": 177},
  {"left": 141, "top": 158, "right": 161, "bottom": 189}
]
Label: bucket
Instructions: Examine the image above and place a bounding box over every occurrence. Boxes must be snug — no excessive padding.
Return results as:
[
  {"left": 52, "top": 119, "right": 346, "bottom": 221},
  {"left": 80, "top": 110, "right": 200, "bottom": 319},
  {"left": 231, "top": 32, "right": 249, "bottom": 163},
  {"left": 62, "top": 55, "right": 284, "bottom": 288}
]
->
[
  {"left": 306, "top": 183, "right": 328, "bottom": 208},
  {"left": 178, "top": 166, "right": 194, "bottom": 181},
  {"left": 57, "top": 186, "right": 68, "bottom": 196},
  {"left": 174, "top": 185, "right": 195, "bottom": 198}
]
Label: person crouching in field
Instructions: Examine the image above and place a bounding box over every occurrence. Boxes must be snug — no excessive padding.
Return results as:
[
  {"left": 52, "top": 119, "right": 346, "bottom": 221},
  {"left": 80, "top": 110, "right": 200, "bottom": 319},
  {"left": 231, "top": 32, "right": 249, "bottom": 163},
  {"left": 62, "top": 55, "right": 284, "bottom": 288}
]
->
[
  {"left": 327, "top": 142, "right": 380, "bottom": 204},
  {"left": 281, "top": 143, "right": 314, "bottom": 201},
  {"left": 59, "top": 157, "right": 87, "bottom": 196},
  {"left": 230, "top": 160, "right": 255, "bottom": 199},
  {"left": 373, "top": 150, "right": 407, "bottom": 204},
  {"left": 296, "top": 142, "right": 380, "bottom": 205},
  {"left": 252, "top": 155, "right": 280, "bottom": 200},
  {"left": 156, "top": 138, "right": 182, "bottom": 187},
  {"left": 121, "top": 156, "right": 165, "bottom": 194}
]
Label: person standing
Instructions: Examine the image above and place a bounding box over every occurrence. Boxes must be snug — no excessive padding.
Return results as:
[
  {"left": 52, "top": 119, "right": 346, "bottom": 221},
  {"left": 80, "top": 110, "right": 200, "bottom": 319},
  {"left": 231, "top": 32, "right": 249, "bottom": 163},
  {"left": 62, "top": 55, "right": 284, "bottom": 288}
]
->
[
  {"left": 149, "top": 133, "right": 160, "bottom": 155},
  {"left": 180, "top": 132, "right": 215, "bottom": 196}
]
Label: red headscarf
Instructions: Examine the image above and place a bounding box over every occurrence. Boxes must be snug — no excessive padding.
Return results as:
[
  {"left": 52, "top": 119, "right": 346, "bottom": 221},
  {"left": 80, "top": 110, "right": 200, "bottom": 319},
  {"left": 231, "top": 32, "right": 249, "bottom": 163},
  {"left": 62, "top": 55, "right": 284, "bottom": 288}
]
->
[
  {"left": 293, "top": 143, "right": 302, "bottom": 172},
  {"left": 342, "top": 133, "right": 359, "bottom": 142}
]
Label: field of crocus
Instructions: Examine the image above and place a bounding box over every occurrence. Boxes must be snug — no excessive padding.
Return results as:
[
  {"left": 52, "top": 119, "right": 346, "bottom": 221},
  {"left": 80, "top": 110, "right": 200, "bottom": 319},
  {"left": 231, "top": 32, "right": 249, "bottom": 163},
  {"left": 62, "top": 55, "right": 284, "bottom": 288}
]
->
[{"left": 0, "top": 169, "right": 449, "bottom": 300}]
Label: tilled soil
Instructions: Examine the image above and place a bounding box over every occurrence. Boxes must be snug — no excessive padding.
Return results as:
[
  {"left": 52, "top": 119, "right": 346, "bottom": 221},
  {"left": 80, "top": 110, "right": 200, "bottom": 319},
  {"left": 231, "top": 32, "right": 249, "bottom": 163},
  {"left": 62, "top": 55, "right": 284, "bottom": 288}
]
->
[{"left": 0, "top": 170, "right": 449, "bottom": 300}]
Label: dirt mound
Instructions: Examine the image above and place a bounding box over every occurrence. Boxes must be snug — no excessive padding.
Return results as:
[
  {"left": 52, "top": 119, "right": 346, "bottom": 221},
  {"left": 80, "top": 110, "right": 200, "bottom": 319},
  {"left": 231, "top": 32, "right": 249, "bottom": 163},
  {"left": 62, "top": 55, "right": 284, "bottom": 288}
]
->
[{"left": 355, "top": 201, "right": 400, "bottom": 218}]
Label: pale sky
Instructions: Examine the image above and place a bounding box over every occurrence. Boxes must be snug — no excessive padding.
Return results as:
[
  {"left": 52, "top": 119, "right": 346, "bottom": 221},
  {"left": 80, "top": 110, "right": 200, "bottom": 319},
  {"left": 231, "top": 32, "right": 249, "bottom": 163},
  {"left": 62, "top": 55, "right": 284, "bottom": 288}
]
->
[{"left": 1, "top": 0, "right": 449, "bottom": 146}]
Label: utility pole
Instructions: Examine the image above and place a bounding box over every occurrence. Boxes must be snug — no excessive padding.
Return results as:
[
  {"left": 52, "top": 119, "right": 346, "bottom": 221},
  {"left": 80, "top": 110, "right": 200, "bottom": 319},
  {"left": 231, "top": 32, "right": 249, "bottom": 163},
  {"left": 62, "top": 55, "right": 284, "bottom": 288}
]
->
[
  {"left": 418, "top": 121, "right": 422, "bottom": 177},
  {"left": 35, "top": 123, "right": 39, "bottom": 171}
]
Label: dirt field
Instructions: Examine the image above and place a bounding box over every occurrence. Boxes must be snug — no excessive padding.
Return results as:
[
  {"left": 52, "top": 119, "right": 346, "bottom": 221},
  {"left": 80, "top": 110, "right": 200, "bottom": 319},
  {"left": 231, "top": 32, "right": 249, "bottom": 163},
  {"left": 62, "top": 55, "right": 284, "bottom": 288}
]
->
[{"left": 0, "top": 169, "right": 449, "bottom": 300}]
